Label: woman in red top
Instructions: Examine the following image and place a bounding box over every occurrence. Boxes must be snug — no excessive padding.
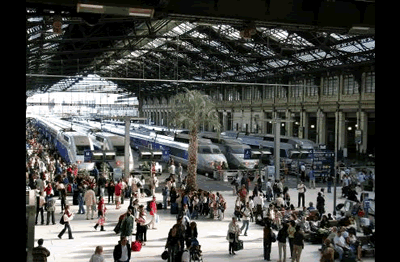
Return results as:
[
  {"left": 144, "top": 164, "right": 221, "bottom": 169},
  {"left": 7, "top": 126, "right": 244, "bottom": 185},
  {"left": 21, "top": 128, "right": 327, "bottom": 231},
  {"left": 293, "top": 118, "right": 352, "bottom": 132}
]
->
[
  {"left": 148, "top": 196, "right": 157, "bottom": 229},
  {"left": 114, "top": 180, "right": 122, "bottom": 209}
]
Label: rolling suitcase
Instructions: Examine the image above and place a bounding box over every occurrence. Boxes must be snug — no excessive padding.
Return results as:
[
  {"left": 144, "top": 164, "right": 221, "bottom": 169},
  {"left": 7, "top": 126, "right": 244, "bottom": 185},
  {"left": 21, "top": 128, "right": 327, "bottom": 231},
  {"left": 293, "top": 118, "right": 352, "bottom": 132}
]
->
[{"left": 171, "top": 202, "right": 179, "bottom": 214}]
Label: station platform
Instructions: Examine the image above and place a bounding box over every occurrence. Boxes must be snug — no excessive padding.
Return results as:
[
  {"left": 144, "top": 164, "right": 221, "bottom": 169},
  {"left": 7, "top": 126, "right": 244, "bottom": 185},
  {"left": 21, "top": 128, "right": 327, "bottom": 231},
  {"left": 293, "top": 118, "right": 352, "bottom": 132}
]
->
[{"left": 33, "top": 182, "right": 375, "bottom": 262}]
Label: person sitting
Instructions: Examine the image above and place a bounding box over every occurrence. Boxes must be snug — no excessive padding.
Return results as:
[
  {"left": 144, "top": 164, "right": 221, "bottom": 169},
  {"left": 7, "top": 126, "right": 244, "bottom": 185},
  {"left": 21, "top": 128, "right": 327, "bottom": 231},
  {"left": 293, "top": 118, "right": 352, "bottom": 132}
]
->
[
  {"left": 333, "top": 228, "right": 350, "bottom": 261},
  {"left": 320, "top": 238, "right": 335, "bottom": 262},
  {"left": 346, "top": 230, "right": 363, "bottom": 261}
]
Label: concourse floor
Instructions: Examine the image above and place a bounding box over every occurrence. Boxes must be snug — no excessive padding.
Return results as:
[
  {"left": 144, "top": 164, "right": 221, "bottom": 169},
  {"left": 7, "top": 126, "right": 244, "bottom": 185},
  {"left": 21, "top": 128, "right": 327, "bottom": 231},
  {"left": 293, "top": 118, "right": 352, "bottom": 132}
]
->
[{"left": 33, "top": 181, "right": 375, "bottom": 262}]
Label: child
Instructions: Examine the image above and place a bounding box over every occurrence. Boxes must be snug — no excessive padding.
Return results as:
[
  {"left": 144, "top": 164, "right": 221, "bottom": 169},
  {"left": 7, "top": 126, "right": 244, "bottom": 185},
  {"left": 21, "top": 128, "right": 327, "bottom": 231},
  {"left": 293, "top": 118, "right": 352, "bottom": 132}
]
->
[{"left": 94, "top": 196, "right": 107, "bottom": 231}]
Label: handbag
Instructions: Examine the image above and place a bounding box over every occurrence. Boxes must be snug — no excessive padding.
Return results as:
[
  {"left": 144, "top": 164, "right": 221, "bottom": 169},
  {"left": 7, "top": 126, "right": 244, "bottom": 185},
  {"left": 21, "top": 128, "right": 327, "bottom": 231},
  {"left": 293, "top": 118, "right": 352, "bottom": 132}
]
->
[
  {"left": 271, "top": 232, "right": 277, "bottom": 242},
  {"left": 233, "top": 239, "right": 243, "bottom": 251},
  {"left": 155, "top": 214, "right": 160, "bottom": 224},
  {"left": 59, "top": 215, "right": 65, "bottom": 225},
  {"left": 161, "top": 249, "right": 169, "bottom": 260}
]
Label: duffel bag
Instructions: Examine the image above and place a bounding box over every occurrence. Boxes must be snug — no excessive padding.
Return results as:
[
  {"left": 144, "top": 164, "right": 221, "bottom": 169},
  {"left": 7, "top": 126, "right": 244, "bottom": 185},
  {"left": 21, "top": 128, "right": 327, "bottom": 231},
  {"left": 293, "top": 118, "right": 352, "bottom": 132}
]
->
[{"left": 131, "top": 240, "right": 142, "bottom": 252}]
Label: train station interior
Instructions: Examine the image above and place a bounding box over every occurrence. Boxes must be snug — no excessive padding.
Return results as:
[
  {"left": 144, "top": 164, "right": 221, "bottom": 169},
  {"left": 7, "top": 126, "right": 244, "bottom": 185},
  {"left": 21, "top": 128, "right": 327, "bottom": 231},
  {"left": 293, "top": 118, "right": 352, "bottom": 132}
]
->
[{"left": 26, "top": 1, "right": 375, "bottom": 262}]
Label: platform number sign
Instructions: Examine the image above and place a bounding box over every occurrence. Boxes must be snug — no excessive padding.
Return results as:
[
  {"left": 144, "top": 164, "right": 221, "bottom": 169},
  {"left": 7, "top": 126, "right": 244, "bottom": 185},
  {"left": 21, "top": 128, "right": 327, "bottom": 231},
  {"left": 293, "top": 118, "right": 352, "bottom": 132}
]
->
[
  {"left": 244, "top": 149, "right": 251, "bottom": 159},
  {"left": 84, "top": 150, "right": 92, "bottom": 162}
]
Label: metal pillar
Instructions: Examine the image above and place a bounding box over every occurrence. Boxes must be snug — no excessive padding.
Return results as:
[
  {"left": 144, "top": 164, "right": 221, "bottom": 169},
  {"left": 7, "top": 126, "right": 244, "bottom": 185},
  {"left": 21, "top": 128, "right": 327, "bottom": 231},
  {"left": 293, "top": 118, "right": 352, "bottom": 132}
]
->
[
  {"left": 274, "top": 119, "right": 281, "bottom": 181},
  {"left": 124, "top": 116, "right": 130, "bottom": 178},
  {"left": 333, "top": 110, "right": 338, "bottom": 215},
  {"left": 265, "top": 118, "right": 295, "bottom": 181}
]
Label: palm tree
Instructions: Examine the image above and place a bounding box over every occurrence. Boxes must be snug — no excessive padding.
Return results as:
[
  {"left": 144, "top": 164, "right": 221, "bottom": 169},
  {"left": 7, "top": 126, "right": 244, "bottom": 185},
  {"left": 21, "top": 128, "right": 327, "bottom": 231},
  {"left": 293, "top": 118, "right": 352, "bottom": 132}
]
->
[{"left": 169, "top": 88, "right": 221, "bottom": 192}]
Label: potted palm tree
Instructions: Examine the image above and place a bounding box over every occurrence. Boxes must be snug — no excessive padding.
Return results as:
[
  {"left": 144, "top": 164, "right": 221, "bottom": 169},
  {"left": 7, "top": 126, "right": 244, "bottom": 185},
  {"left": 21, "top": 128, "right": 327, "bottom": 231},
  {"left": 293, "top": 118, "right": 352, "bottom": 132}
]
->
[{"left": 169, "top": 88, "right": 221, "bottom": 192}]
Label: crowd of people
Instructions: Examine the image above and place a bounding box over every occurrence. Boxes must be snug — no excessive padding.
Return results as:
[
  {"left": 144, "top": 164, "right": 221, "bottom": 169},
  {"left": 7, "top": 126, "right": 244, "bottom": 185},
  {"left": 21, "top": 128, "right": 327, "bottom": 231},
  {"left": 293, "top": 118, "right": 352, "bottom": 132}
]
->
[{"left": 27, "top": 119, "right": 374, "bottom": 262}]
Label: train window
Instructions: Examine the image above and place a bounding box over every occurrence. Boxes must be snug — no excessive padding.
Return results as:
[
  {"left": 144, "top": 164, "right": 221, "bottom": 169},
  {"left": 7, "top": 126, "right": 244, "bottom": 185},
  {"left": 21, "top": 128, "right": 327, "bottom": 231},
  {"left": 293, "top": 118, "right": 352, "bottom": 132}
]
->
[
  {"left": 96, "top": 136, "right": 104, "bottom": 142},
  {"left": 76, "top": 145, "right": 90, "bottom": 155},
  {"left": 199, "top": 147, "right": 211, "bottom": 154},
  {"left": 114, "top": 146, "right": 125, "bottom": 156},
  {"left": 280, "top": 149, "right": 288, "bottom": 158},
  {"left": 64, "top": 135, "right": 69, "bottom": 142}
]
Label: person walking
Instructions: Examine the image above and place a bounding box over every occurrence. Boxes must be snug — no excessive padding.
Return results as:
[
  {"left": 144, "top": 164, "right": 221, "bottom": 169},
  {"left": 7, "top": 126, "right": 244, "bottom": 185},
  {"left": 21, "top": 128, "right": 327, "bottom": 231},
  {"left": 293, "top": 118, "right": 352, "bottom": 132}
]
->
[
  {"left": 94, "top": 196, "right": 107, "bottom": 231},
  {"left": 35, "top": 192, "right": 46, "bottom": 225},
  {"left": 120, "top": 207, "right": 135, "bottom": 244},
  {"left": 288, "top": 220, "right": 296, "bottom": 259},
  {"left": 77, "top": 183, "right": 85, "bottom": 215},
  {"left": 115, "top": 179, "right": 123, "bottom": 209},
  {"left": 227, "top": 217, "right": 241, "bottom": 255},
  {"left": 32, "top": 238, "right": 50, "bottom": 262},
  {"left": 297, "top": 181, "right": 306, "bottom": 208},
  {"left": 45, "top": 193, "right": 56, "bottom": 225},
  {"left": 136, "top": 207, "right": 148, "bottom": 246},
  {"left": 58, "top": 204, "right": 74, "bottom": 239},
  {"left": 177, "top": 163, "right": 183, "bottom": 184},
  {"left": 165, "top": 215, "right": 186, "bottom": 262},
  {"left": 107, "top": 179, "right": 115, "bottom": 204},
  {"left": 277, "top": 222, "right": 289, "bottom": 262},
  {"left": 316, "top": 192, "right": 325, "bottom": 217},
  {"left": 148, "top": 196, "right": 158, "bottom": 229},
  {"left": 263, "top": 220, "right": 274, "bottom": 261},
  {"left": 84, "top": 185, "right": 96, "bottom": 220},
  {"left": 89, "top": 246, "right": 106, "bottom": 262},
  {"left": 309, "top": 169, "right": 316, "bottom": 189},
  {"left": 240, "top": 202, "right": 251, "bottom": 236},
  {"left": 113, "top": 236, "right": 131, "bottom": 262},
  {"left": 98, "top": 174, "right": 107, "bottom": 197},
  {"left": 292, "top": 225, "right": 305, "bottom": 262},
  {"left": 149, "top": 173, "right": 158, "bottom": 197}
]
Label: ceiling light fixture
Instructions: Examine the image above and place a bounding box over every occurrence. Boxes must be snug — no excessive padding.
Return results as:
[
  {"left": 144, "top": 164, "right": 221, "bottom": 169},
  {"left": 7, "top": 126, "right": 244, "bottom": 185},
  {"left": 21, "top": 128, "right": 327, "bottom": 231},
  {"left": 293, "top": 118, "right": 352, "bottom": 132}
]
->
[{"left": 77, "top": 3, "right": 154, "bottom": 18}]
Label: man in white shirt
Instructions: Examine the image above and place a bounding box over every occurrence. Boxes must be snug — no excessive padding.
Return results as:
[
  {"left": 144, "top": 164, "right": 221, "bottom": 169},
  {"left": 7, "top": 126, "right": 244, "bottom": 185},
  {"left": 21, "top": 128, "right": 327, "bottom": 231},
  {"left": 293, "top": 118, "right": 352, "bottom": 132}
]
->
[
  {"left": 297, "top": 181, "right": 306, "bottom": 208},
  {"left": 333, "top": 231, "right": 349, "bottom": 261},
  {"left": 113, "top": 236, "right": 131, "bottom": 262},
  {"left": 253, "top": 193, "right": 264, "bottom": 222}
]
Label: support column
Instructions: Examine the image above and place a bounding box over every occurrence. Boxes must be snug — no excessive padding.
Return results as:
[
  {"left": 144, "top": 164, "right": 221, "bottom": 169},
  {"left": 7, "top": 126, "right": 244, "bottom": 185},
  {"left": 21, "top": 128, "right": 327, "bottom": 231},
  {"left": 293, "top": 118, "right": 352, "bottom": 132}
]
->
[
  {"left": 222, "top": 111, "right": 228, "bottom": 132},
  {"left": 358, "top": 111, "right": 368, "bottom": 154},
  {"left": 300, "top": 110, "right": 309, "bottom": 139},
  {"left": 317, "top": 109, "right": 326, "bottom": 145},
  {"left": 274, "top": 119, "right": 281, "bottom": 181},
  {"left": 124, "top": 116, "right": 130, "bottom": 178},
  {"left": 337, "top": 111, "right": 346, "bottom": 151},
  {"left": 285, "top": 109, "right": 293, "bottom": 136}
]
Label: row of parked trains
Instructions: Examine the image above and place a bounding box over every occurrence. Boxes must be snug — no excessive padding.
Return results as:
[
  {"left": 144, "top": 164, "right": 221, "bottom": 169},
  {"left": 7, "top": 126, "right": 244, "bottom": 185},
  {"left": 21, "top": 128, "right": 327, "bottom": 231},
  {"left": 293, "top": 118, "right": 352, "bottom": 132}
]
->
[{"left": 28, "top": 115, "right": 331, "bottom": 178}]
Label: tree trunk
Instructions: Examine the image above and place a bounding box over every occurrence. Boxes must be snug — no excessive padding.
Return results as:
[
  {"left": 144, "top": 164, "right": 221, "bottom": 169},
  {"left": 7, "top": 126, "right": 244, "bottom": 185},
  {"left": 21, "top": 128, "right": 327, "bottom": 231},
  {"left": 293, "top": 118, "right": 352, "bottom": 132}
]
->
[{"left": 186, "top": 127, "right": 198, "bottom": 192}]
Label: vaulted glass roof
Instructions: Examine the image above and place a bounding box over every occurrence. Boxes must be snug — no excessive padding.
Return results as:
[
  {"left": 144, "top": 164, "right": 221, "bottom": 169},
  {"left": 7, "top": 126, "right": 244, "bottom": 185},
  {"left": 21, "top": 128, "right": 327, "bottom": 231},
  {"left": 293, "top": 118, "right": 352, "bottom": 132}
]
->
[{"left": 26, "top": 5, "right": 374, "bottom": 98}]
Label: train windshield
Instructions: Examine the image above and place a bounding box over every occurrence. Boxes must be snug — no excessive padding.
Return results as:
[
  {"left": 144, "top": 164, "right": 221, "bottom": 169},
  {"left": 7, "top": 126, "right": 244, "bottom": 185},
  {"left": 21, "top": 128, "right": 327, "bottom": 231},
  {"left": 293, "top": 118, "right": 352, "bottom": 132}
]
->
[
  {"left": 198, "top": 146, "right": 221, "bottom": 154},
  {"left": 229, "top": 145, "right": 245, "bottom": 154},
  {"left": 76, "top": 145, "right": 91, "bottom": 155},
  {"left": 212, "top": 148, "right": 222, "bottom": 154},
  {"left": 114, "top": 146, "right": 125, "bottom": 156}
]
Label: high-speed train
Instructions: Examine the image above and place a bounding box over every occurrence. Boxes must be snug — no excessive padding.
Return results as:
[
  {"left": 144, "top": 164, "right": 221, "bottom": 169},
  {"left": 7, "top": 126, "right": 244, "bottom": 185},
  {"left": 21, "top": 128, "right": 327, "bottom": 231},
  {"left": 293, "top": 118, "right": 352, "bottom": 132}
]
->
[
  {"left": 83, "top": 128, "right": 134, "bottom": 173},
  {"left": 198, "top": 131, "right": 260, "bottom": 170},
  {"left": 33, "top": 116, "right": 95, "bottom": 171},
  {"left": 82, "top": 120, "right": 228, "bottom": 174},
  {"left": 63, "top": 119, "right": 135, "bottom": 173}
]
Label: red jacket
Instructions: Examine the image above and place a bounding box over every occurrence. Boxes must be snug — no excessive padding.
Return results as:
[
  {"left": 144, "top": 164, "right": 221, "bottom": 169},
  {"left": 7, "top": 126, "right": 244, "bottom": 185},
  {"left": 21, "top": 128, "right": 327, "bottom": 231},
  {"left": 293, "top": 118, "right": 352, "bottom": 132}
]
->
[
  {"left": 149, "top": 201, "right": 157, "bottom": 216},
  {"left": 115, "top": 183, "right": 122, "bottom": 196}
]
